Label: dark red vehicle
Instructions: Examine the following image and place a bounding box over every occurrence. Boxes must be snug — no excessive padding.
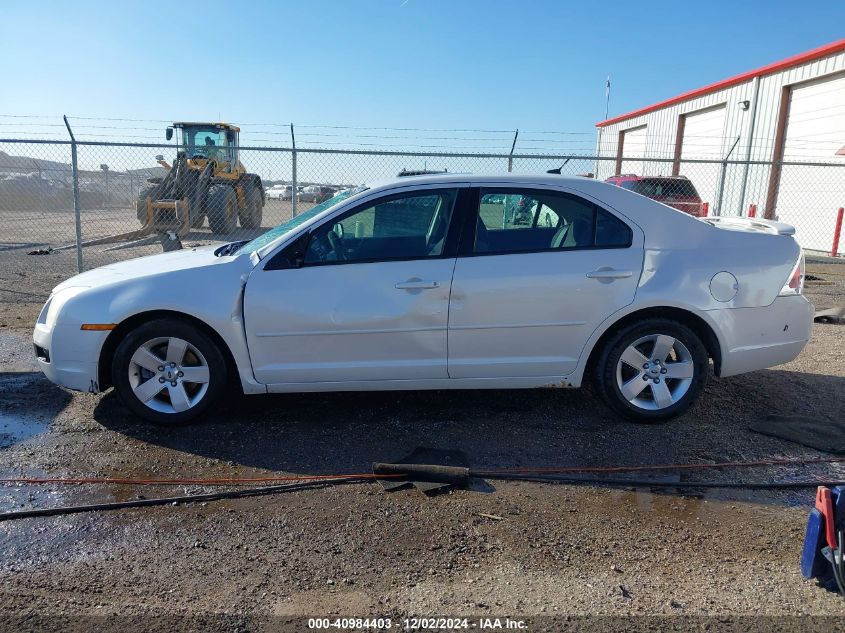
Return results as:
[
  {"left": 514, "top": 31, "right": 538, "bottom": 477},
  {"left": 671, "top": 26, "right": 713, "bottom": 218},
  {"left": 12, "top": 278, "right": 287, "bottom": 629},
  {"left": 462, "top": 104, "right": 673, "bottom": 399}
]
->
[{"left": 605, "top": 175, "right": 704, "bottom": 217}]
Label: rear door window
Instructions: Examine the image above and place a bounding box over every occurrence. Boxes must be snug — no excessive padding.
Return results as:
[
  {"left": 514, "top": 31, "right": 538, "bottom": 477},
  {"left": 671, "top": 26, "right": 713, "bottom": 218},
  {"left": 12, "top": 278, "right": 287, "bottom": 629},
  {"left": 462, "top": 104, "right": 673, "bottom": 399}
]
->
[{"left": 471, "top": 189, "right": 629, "bottom": 254}]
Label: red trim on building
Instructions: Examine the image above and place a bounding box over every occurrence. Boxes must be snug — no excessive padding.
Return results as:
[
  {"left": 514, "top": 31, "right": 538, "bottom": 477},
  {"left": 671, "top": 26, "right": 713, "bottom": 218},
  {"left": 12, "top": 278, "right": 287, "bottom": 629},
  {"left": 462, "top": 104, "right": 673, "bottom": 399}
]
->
[{"left": 596, "top": 39, "right": 845, "bottom": 128}]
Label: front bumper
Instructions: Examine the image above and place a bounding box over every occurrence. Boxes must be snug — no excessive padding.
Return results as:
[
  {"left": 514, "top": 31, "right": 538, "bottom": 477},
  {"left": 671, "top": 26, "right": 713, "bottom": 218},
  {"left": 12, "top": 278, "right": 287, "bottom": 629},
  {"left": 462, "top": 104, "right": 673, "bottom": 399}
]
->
[
  {"left": 714, "top": 295, "right": 814, "bottom": 378},
  {"left": 33, "top": 322, "right": 108, "bottom": 393}
]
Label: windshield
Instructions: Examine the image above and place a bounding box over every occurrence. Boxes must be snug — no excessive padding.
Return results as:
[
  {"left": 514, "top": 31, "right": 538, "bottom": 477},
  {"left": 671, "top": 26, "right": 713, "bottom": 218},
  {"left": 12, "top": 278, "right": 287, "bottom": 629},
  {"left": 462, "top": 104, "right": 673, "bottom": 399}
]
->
[
  {"left": 180, "top": 126, "right": 232, "bottom": 160},
  {"left": 234, "top": 185, "right": 369, "bottom": 255}
]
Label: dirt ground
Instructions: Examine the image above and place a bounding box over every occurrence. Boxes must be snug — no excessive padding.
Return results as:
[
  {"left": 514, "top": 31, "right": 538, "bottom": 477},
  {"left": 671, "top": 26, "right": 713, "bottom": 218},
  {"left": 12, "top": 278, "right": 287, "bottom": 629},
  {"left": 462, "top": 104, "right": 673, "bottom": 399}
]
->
[{"left": 0, "top": 226, "right": 844, "bottom": 630}]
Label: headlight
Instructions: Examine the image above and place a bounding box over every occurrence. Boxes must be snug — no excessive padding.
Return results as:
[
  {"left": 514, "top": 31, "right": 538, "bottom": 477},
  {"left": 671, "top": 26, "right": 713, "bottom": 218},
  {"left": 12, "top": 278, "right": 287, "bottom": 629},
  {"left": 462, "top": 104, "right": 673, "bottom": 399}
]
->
[
  {"left": 38, "top": 287, "right": 89, "bottom": 327},
  {"left": 36, "top": 297, "right": 53, "bottom": 325}
]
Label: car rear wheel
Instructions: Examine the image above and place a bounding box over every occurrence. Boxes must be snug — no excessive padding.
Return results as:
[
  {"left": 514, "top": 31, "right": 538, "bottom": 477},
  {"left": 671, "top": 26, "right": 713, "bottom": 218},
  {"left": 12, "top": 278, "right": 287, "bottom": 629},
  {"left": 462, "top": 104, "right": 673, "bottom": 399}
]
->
[
  {"left": 594, "top": 318, "right": 708, "bottom": 422},
  {"left": 112, "top": 319, "right": 227, "bottom": 425}
]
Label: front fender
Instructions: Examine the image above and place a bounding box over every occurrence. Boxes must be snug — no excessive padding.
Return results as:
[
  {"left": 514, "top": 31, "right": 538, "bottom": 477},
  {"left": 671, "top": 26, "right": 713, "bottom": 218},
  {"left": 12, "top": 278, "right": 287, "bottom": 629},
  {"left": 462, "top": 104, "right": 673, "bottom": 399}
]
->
[{"left": 57, "top": 253, "right": 265, "bottom": 394}]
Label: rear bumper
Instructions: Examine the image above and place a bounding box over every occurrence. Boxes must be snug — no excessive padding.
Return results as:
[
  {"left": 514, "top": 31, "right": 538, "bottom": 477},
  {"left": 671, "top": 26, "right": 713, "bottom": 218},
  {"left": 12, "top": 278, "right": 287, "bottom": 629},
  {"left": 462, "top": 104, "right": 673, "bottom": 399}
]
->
[
  {"left": 33, "top": 322, "right": 107, "bottom": 393},
  {"left": 714, "top": 295, "right": 814, "bottom": 378}
]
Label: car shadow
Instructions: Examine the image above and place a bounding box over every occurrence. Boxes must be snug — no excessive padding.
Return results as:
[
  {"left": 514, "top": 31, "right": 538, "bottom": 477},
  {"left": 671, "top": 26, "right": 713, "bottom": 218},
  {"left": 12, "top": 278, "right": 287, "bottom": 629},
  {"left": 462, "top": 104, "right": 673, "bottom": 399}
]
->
[{"left": 91, "top": 366, "right": 845, "bottom": 506}]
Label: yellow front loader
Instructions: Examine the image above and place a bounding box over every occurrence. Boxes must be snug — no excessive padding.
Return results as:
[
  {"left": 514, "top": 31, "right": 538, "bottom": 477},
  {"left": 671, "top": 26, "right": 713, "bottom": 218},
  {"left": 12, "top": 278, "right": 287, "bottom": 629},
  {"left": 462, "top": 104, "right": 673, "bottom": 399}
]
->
[{"left": 136, "top": 122, "right": 265, "bottom": 237}]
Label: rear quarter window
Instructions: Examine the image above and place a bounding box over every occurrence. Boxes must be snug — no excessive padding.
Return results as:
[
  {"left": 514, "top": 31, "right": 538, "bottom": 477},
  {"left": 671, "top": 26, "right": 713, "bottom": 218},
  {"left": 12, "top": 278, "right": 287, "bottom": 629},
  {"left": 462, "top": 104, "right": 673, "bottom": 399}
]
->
[{"left": 596, "top": 209, "right": 632, "bottom": 247}]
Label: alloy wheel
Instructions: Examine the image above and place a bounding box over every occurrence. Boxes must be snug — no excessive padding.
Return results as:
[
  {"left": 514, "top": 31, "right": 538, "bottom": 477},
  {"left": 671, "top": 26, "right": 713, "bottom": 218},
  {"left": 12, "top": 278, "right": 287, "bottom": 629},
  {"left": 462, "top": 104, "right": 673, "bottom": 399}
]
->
[
  {"left": 127, "top": 337, "right": 210, "bottom": 414},
  {"left": 615, "top": 334, "right": 695, "bottom": 411}
]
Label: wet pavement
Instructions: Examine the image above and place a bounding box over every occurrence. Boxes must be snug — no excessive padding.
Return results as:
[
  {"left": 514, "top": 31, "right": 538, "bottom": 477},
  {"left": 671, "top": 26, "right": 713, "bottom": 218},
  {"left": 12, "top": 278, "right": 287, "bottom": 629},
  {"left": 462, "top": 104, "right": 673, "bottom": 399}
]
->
[{"left": 0, "top": 300, "right": 844, "bottom": 624}]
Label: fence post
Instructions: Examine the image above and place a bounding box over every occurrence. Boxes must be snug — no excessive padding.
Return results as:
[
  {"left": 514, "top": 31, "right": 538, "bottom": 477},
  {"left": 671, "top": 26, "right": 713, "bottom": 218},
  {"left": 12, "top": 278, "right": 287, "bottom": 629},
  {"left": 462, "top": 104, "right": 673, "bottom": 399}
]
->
[
  {"left": 290, "top": 123, "right": 298, "bottom": 218},
  {"left": 63, "top": 115, "right": 83, "bottom": 273},
  {"left": 715, "top": 136, "right": 740, "bottom": 216},
  {"left": 507, "top": 129, "right": 519, "bottom": 173},
  {"left": 832, "top": 207, "right": 844, "bottom": 258}
]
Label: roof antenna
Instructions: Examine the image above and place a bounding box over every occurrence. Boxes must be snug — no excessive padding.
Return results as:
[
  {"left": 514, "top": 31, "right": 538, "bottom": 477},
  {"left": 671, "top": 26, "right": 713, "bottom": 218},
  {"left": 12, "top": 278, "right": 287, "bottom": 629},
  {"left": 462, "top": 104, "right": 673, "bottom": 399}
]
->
[{"left": 547, "top": 158, "right": 571, "bottom": 175}]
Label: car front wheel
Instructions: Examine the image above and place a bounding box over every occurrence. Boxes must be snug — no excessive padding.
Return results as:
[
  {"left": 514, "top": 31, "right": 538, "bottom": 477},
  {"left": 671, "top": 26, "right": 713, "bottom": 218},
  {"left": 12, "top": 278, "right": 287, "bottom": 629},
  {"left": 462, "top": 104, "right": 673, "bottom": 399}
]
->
[
  {"left": 112, "top": 319, "right": 227, "bottom": 425},
  {"left": 594, "top": 318, "right": 709, "bottom": 422}
]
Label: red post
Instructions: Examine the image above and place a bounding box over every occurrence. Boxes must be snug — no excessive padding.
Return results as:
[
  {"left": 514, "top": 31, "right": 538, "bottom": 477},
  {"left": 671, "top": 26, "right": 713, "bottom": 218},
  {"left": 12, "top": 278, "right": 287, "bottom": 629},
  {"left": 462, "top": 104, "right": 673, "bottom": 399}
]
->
[
  {"left": 748, "top": 204, "right": 757, "bottom": 218},
  {"left": 832, "top": 207, "right": 844, "bottom": 258},
  {"left": 700, "top": 202, "right": 709, "bottom": 217}
]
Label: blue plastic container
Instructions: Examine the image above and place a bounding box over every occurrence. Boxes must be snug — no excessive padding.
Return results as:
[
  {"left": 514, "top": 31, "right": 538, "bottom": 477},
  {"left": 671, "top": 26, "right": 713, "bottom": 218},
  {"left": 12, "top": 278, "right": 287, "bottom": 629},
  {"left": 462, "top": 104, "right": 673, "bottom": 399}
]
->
[
  {"left": 801, "top": 508, "right": 829, "bottom": 579},
  {"left": 801, "top": 486, "right": 845, "bottom": 581}
]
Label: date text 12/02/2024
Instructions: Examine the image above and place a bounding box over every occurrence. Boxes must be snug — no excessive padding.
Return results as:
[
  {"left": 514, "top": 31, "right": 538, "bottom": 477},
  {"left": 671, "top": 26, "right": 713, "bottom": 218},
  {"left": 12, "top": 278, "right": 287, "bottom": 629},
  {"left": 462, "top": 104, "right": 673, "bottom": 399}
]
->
[{"left": 307, "top": 617, "right": 528, "bottom": 630}]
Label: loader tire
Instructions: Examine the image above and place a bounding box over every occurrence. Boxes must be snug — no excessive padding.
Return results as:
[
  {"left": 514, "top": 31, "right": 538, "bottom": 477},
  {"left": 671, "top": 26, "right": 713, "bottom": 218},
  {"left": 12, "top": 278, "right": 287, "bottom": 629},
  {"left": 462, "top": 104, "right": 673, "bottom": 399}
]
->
[
  {"left": 238, "top": 187, "right": 263, "bottom": 230},
  {"left": 207, "top": 185, "right": 238, "bottom": 235},
  {"left": 135, "top": 186, "right": 157, "bottom": 226}
]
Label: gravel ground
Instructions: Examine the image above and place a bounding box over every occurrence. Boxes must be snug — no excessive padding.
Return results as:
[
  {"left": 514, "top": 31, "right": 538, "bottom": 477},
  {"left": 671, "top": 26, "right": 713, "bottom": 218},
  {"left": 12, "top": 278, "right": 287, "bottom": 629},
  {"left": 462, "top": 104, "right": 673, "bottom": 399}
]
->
[{"left": 0, "top": 243, "right": 844, "bottom": 630}]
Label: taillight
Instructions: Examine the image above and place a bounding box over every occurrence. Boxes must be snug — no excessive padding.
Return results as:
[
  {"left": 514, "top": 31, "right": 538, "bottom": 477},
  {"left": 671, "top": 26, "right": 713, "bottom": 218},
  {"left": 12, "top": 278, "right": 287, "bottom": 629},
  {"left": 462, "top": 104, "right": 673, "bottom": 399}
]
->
[{"left": 779, "top": 252, "right": 805, "bottom": 296}]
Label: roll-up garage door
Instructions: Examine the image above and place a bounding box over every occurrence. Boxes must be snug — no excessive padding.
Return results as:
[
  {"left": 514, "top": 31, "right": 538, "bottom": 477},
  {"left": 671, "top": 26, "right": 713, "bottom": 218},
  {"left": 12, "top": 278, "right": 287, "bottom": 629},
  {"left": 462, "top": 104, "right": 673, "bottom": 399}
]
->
[
  {"left": 619, "top": 126, "right": 647, "bottom": 175},
  {"left": 776, "top": 74, "right": 845, "bottom": 252},
  {"left": 679, "top": 105, "right": 726, "bottom": 211}
]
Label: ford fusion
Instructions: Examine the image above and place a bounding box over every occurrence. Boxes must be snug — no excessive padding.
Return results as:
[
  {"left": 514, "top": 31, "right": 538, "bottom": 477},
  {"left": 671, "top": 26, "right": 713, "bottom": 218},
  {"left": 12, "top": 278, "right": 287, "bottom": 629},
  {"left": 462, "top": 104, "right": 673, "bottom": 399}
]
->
[{"left": 34, "top": 174, "right": 813, "bottom": 424}]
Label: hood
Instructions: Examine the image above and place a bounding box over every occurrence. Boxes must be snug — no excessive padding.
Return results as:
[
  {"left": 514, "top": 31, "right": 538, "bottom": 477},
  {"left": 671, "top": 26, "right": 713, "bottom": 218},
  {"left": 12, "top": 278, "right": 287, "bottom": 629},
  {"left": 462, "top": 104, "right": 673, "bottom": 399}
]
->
[{"left": 53, "top": 245, "right": 243, "bottom": 293}]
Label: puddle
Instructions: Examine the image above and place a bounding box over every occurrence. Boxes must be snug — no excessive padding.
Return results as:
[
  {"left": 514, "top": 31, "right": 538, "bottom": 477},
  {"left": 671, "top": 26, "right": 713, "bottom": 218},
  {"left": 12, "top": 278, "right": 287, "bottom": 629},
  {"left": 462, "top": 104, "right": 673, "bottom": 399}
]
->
[
  {"left": 0, "top": 467, "right": 66, "bottom": 513},
  {"left": 0, "top": 410, "right": 49, "bottom": 449},
  {"left": 0, "top": 370, "right": 69, "bottom": 450}
]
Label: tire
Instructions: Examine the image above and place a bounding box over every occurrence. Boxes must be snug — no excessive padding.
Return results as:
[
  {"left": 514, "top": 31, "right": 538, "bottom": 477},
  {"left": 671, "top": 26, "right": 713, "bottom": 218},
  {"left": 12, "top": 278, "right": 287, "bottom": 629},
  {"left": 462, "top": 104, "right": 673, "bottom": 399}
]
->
[
  {"left": 593, "top": 318, "right": 709, "bottom": 423},
  {"left": 135, "top": 186, "right": 157, "bottom": 226},
  {"left": 112, "top": 318, "right": 228, "bottom": 425},
  {"left": 206, "top": 185, "right": 238, "bottom": 235},
  {"left": 238, "top": 187, "right": 263, "bottom": 230}
]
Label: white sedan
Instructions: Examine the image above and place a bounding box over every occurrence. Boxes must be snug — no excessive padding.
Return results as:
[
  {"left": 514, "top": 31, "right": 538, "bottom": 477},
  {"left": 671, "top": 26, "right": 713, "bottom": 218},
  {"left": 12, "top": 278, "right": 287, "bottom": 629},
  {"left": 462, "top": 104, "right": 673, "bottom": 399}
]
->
[
  {"left": 265, "top": 185, "right": 293, "bottom": 200},
  {"left": 33, "top": 174, "right": 813, "bottom": 425}
]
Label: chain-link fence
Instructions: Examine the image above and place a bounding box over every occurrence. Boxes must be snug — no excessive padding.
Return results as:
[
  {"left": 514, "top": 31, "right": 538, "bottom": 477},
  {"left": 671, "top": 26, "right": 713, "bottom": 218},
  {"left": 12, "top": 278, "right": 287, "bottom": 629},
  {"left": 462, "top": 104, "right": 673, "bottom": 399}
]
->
[{"left": 2, "top": 136, "right": 844, "bottom": 296}]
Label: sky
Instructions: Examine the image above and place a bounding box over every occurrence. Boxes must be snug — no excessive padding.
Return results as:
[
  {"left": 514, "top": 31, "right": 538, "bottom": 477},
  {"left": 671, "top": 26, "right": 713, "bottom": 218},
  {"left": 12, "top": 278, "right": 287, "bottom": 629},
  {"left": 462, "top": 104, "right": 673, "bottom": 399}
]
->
[{"left": 1, "top": 0, "right": 844, "bottom": 151}]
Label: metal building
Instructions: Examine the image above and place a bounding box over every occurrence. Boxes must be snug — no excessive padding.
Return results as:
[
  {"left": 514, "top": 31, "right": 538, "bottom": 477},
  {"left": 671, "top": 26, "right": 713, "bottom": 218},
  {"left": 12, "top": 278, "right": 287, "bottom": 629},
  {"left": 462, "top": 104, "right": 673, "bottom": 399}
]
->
[{"left": 595, "top": 39, "right": 845, "bottom": 252}]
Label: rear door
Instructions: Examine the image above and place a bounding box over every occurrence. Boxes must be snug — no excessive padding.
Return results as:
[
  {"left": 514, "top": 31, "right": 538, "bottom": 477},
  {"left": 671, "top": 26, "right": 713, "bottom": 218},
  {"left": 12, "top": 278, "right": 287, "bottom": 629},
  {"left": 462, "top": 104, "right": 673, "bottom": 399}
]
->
[{"left": 447, "top": 187, "right": 643, "bottom": 379}]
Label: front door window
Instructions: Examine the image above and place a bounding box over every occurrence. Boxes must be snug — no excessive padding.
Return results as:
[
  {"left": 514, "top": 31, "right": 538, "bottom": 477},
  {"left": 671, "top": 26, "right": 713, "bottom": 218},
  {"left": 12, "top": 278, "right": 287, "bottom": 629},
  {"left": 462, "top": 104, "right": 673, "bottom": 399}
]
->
[{"left": 304, "top": 189, "right": 458, "bottom": 264}]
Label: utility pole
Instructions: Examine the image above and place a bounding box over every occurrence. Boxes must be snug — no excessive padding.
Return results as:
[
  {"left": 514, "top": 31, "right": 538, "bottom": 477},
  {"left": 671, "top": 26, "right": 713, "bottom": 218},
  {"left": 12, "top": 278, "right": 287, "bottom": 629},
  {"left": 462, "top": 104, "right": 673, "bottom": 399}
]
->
[{"left": 604, "top": 76, "right": 611, "bottom": 121}]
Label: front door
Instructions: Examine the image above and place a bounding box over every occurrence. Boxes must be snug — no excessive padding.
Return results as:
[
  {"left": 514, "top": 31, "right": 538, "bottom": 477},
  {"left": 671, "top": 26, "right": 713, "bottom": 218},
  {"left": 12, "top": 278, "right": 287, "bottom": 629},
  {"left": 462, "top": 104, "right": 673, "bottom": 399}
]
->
[
  {"left": 244, "top": 187, "right": 467, "bottom": 385},
  {"left": 448, "top": 187, "right": 643, "bottom": 379}
]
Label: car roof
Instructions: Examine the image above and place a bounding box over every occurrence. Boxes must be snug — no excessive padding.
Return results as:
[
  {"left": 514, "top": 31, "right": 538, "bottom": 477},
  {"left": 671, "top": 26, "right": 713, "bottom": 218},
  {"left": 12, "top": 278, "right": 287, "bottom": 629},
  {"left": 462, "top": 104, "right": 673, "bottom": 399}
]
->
[
  {"left": 608, "top": 174, "right": 690, "bottom": 181},
  {"left": 366, "top": 173, "right": 606, "bottom": 190}
]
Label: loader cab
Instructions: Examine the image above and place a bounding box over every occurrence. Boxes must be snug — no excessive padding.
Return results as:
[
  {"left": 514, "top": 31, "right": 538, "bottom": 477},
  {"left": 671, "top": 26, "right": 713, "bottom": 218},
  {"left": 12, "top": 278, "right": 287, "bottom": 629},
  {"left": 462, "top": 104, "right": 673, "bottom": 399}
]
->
[{"left": 168, "top": 122, "right": 239, "bottom": 173}]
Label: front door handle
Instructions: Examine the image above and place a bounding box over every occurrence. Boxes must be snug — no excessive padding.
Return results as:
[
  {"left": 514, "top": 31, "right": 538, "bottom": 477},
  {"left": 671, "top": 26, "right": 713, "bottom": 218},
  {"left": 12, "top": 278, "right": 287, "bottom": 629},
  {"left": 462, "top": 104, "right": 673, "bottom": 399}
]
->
[
  {"left": 395, "top": 280, "right": 440, "bottom": 290},
  {"left": 586, "top": 268, "right": 633, "bottom": 280}
]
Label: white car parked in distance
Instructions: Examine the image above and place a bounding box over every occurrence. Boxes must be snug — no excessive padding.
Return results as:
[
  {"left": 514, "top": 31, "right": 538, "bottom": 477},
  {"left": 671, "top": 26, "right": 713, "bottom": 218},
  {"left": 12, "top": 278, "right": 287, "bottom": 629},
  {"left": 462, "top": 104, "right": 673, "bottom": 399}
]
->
[
  {"left": 265, "top": 184, "right": 293, "bottom": 200},
  {"left": 34, "top": 174, "right": 813, "bottom": 425}
]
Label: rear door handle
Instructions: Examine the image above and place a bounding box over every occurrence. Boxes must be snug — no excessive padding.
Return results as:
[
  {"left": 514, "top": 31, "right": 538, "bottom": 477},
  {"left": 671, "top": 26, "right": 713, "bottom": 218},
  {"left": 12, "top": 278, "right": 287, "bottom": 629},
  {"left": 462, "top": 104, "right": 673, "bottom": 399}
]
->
[
  {"left": 586, "top": 268, "right": 633, "bottom": 280},
  {"left": 395, "top": 280, "right": 440, "bottom": 290}
]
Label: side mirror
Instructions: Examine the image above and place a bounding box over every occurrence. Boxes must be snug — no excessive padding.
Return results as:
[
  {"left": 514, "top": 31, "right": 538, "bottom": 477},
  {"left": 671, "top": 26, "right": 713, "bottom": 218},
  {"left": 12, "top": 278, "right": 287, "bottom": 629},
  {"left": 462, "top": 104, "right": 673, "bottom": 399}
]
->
[
  {"left": 155, "top": 154, "right": 164, "bottom": 161},
  {"left": 166, "top": 127, "right": 174, "bottom": 141}
]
